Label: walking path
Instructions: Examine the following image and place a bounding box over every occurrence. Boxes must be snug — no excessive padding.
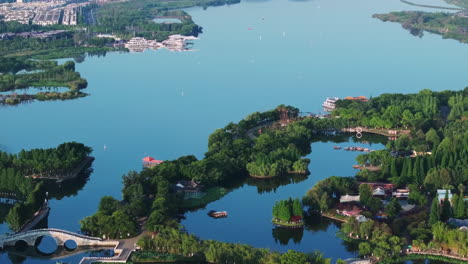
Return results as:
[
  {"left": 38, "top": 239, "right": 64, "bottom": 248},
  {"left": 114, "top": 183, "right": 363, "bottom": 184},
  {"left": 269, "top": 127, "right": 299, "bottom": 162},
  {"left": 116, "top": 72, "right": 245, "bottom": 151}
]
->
[
  {"left": 406, "top": 250, "right": 468, "bottom": 261},
  {"left": 17, "top": 201, "right": 50, "bottom": 233},
  {"left": 321, "top": 212, "right": 348, "bottom": 223},
  {"left": 78, "top": 231, "right": 148, "bottom": 264}
]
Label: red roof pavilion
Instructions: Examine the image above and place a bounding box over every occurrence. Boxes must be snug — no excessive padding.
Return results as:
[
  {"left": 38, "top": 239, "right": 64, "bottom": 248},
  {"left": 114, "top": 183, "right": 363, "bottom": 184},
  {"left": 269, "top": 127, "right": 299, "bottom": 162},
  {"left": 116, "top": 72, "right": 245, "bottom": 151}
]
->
[{"left": 142, "top": 156, "right": 164, "bottom": 164}]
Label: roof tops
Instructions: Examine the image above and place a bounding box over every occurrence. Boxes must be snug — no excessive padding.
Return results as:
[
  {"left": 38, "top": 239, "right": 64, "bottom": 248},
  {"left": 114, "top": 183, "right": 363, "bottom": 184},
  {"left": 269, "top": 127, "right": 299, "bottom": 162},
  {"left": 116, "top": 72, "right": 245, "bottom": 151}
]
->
[{"left": 142, "top": 156, "right": 164, "bottom": 164}]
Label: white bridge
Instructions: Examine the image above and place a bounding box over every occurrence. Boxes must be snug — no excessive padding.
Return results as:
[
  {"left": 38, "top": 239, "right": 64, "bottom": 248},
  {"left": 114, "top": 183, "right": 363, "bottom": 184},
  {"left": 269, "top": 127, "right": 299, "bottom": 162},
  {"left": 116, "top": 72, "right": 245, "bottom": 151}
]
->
[{"left": 0, "top": 228, "right": 118, "bottom": 250}]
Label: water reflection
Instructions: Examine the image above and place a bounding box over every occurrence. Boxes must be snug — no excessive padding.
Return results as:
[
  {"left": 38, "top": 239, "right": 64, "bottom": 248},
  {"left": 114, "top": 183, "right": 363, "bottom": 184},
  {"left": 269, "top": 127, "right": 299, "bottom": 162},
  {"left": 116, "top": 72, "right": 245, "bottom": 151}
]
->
[
  {"left": 35, "top": 236, "right": 58, "bottom": 255},
  {"left": 271, "top": 213, "right": 359, "bottom": 249},
  {"left": 272, "top": 227, "right": 304, "bottom": 245},
  {"left": 247, "top": 173, "right": 309, "bottom": 194},
  {"left": 44, "top": 165, "right": 93, "bottom": 201},
  {"left": 0, "top": 204, "right": 14, "bottom": 225},
  {"left": 304, "top": 213, "right": 359, "bottom": 253},
  {"left": 0, "top": 162, "right": 93, "bottom": 233},
  {"left": 4, "top": 245, "right": 114, "bottom": 262},
  {"left": 73, "top": 50, "right": 110, "bottom": 64}
]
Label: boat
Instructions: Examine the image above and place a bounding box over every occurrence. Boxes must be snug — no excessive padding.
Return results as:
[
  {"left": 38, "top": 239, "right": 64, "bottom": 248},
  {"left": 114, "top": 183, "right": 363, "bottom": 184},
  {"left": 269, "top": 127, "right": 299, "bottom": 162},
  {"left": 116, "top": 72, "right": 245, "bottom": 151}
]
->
[
  {"left": 208, "top": 210, "right": 228, "bottom": 218},
  {"left": 322, "top": 97, "right": 339, "bottom": 111},
  {"left": 333, "top": 146, "right": 341, "bottom": 150}
]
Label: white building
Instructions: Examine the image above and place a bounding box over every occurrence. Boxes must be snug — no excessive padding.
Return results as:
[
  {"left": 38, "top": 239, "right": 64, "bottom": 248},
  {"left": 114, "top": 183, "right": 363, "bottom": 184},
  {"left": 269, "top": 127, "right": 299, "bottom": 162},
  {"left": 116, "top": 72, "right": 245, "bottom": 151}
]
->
[{"left": 437, "top": 189, "right": 453, "bottom": 203}]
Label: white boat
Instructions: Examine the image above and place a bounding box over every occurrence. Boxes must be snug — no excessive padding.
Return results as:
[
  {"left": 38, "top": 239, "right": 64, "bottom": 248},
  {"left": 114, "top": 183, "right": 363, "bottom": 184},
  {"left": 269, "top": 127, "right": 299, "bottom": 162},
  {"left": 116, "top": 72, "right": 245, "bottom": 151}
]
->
[{"left": 322, "top": 97, "right": 339, "bottom": 111}]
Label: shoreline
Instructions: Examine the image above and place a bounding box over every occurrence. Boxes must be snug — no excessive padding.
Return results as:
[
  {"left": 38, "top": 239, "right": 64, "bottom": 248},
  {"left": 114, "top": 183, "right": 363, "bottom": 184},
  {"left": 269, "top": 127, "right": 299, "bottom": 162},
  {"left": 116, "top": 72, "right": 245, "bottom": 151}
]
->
[
  {"left": 250, "top": 171, "right": 308, "bottom": 179},
  {"left": 320, "top": 212, "right": 348, "bottom": 223},
  {"left": 400, "top": 0, "right": 464, "bottom": 11}
]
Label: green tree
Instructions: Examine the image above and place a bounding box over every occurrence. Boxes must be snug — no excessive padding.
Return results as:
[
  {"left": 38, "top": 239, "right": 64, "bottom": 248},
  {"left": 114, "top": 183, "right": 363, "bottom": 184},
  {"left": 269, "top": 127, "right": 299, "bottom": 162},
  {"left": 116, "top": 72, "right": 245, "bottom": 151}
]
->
[
  {"left": 429, "top": 196, "right": 440, "bottom": 227},
  {"left": 440, "top": 190, "right": 452, "bottom": 221},
  {"left": 359, "top": 242, "right": 372, "bottom": 257},
  {"left": 98, "top": 196, "right": 120, "bottom": 215},
  {"left": 359, "top": 184, "right": 372, "bottom": 206},
  {"left": 385, "top": 198, "right": 402, "bottom": 219},
  {"left": 280, "top": 250, "right": 310, "bottom": 264},
  {"left": 425, "top": 128, "right": 440, "bottom": 150},
  {"left": 292, "top": 198, "right": 303, "bottom": 217},
  {"left": 454, "top": 185, "right": 466, "bottom": 218}
]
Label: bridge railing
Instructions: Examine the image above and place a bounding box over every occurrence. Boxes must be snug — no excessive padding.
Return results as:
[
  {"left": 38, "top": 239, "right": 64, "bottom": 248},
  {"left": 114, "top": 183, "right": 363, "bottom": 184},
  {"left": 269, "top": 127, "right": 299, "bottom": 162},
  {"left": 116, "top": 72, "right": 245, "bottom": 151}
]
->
[{"left": 0, "top": 228, "right": 103, "bottom": 242}]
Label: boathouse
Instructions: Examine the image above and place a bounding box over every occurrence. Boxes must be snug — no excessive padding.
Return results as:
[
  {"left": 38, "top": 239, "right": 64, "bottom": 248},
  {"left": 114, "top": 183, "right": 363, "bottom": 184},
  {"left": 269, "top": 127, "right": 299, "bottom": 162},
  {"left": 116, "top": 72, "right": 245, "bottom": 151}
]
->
[{"left": 175, "top": 180, "right": 203, "bottom": 198}]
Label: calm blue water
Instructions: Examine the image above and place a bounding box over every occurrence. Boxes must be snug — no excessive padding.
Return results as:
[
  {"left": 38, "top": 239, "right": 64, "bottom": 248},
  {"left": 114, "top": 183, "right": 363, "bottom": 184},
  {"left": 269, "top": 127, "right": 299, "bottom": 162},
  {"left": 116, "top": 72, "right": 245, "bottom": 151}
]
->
[{"left": 1, "top": 0, "right": 467, "bottom": 262}]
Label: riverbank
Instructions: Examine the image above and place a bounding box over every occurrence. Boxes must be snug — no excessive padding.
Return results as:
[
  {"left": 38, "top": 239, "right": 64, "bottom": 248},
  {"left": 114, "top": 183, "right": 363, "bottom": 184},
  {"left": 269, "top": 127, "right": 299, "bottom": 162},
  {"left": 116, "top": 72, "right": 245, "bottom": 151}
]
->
[
  {"left": 272, "top": 218, "right": 304, "bottom": 228},
  {"left": 373, "top": 11, "right": 468, "bottom": 44},
  {"left": 321, "top": 212, "right": 348, "bottom": 223},
  {"left": 376, "top": 251, "right": 468, "bottom": 264},
  {"left": 400, "top": 0, "right": 464, "bottom": 11}
]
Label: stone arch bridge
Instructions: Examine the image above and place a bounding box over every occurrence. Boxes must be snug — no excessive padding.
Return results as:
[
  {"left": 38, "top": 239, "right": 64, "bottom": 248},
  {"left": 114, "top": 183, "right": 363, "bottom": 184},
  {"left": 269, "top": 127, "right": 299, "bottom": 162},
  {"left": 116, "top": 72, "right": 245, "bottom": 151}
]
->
[{"left": 0, "top": 228, "right": 118, "bottom": 250}]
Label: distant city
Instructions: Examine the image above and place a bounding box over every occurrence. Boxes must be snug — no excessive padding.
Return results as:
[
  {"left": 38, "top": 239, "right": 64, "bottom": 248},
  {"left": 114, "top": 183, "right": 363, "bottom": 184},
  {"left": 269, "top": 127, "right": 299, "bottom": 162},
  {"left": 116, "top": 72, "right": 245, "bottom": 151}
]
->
[{"left": 0, "top": 0, "right": 102, "bottom": 25}]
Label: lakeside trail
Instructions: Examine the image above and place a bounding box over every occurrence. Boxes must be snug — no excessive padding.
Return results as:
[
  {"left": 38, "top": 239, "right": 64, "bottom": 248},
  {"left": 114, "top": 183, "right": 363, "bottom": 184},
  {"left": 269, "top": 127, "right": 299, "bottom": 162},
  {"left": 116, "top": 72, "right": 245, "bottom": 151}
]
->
[
  {"left": 78, "top": 230, "right": 149, "bottom": 264},
  {"left": 321, "top": 213, "right": 347, "bottom": 223},
  {"left": 406, "top": 250, "right": 468, "bottom": 261}
]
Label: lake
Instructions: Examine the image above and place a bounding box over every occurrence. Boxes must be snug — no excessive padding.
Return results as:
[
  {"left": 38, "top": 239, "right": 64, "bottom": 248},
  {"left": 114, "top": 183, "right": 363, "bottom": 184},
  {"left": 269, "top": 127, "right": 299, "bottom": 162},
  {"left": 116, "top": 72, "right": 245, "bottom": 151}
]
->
[{"left": 1, "top": 0, "right": 467, "bottom": 263}]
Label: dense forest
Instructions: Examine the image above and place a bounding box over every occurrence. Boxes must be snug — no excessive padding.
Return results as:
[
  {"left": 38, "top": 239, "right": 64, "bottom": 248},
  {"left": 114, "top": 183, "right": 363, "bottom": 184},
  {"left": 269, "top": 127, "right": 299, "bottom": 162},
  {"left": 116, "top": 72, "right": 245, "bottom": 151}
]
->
[
  {"left": 0, "top": 142, "right": 92, "bottom": 230},
  {"left": 373, "top": 11, "right": 468, "bottom": 43},
  {"left": 136, "top": 226, "right": 339, "bottom": 264},
  {"left": 304, "top": 88, "right": 468, "bottom": 259},
  {"left": 0, "top": 142, "right": 92, "bottom": 177},
  {"left": 81, "top": 88, "right": 467, "bottom": 263}
]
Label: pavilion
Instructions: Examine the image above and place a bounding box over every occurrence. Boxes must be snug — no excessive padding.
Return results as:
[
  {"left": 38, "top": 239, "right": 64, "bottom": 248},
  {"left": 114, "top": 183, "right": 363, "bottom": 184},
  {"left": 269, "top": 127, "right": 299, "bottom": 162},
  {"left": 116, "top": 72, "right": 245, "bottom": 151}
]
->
[{"left": 142, "top": 156, "right": 164, "bottom": 168}]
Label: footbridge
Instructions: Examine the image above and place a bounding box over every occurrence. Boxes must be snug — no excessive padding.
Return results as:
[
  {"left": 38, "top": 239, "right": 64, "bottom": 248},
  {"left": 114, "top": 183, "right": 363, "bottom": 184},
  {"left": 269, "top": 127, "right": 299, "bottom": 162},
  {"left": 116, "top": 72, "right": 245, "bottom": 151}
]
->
[{"left": 0, "top": 228, "right": 118, "bottom": 249}]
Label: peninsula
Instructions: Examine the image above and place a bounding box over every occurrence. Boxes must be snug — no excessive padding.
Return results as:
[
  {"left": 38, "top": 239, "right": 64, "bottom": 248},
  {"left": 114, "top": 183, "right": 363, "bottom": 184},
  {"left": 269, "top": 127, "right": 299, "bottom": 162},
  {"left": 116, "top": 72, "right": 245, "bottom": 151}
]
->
[{"left": 373, "top": 0, "right": 468, "bottom": 43}]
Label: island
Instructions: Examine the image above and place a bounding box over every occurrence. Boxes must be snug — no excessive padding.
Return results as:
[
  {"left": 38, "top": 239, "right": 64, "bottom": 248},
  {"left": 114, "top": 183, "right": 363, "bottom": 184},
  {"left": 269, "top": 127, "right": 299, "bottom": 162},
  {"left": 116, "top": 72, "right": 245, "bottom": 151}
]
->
[
  {"left": 77, "top": 88, "right": 466, "bottom": 264},
  {"left": 272, "top": 198, "right": 305, "bottom": 228}
]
